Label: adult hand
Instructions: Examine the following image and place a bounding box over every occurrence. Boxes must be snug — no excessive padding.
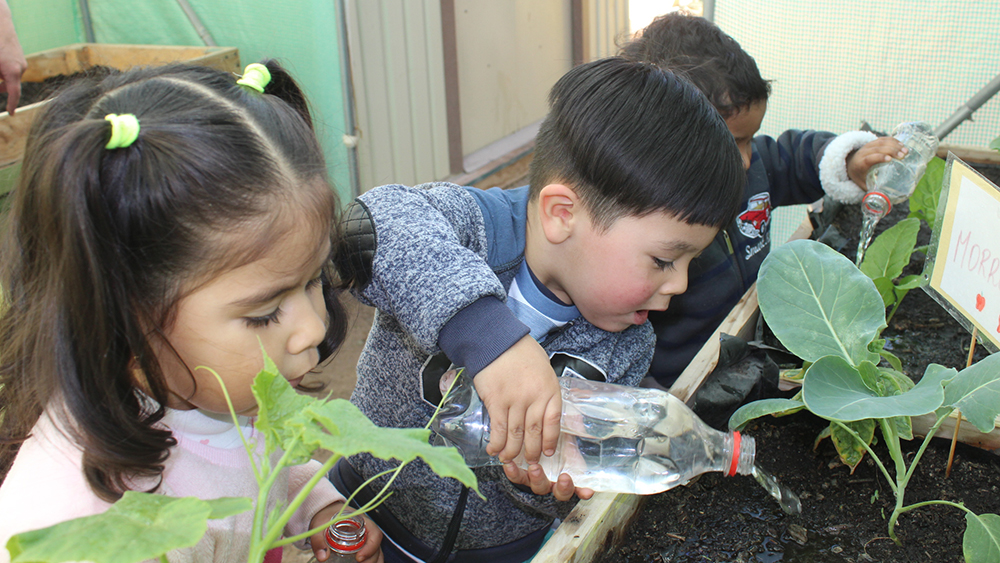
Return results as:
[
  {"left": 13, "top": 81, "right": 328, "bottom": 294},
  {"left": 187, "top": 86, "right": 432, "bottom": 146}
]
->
[{"left": 0, "top": 0, "right": 27, "bottom": 115}]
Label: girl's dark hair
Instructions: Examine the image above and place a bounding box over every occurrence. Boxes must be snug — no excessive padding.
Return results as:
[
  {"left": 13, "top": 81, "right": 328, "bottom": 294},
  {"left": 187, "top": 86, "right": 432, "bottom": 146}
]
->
[
  {"left": 529, "top": 57, "right": 745, "bottom": 230},
  {"left": 0, "top": 60, "right": 348, "bottom": 500},
  {"left": 619, "top": 12, "right": 771, "bottom": 119}
]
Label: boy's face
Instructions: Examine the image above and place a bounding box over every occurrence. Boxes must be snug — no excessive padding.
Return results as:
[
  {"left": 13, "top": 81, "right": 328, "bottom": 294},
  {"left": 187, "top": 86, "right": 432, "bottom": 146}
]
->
[
  {"left": 725, "top": 100, "right": 767, "bottom": 170},
  {"left": 550, "top": 209, "right": 717, "bottom": 333}
]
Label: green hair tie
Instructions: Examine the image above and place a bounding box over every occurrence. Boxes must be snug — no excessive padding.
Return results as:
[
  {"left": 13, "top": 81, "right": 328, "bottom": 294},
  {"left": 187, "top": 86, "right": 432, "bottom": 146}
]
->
[
  {"left": 104, "top": 113, "right": 140, "bottom": 150},
  {"left": 236, "top": 63, "right": 271, "bottom": 93}
]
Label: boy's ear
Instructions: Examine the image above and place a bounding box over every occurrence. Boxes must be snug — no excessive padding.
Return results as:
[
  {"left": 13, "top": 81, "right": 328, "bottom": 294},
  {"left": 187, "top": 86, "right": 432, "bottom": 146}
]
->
[{"left": 537, "top": 183, "right": 580, "bottom": 244}]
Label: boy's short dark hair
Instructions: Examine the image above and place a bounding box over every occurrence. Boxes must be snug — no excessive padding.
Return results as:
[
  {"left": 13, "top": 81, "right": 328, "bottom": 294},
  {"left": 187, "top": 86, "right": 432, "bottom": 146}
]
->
[
  {"left": 529, "top": 56, "right": 744, "bottom": 230},
  {"left": 619, "top": 12, "right": 771, "bottom": 119}
]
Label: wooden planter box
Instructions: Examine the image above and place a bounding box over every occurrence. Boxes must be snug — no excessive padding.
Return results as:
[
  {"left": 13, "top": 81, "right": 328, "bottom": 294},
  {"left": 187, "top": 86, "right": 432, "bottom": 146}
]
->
[{"left": 0, "top": 43, "right": 240, "bottom": 191}]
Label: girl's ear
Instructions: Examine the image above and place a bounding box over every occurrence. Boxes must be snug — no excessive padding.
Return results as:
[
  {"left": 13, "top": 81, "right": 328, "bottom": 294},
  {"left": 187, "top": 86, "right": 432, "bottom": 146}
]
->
[{"left": 537, "top": 183, "right": 580, "bottom": 244}]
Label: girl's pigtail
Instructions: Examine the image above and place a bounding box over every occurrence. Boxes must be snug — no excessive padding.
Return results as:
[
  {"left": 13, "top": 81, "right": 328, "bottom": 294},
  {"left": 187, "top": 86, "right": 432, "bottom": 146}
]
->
[{"left": 259, "top": 59, "right": 314, "bottom": 130}]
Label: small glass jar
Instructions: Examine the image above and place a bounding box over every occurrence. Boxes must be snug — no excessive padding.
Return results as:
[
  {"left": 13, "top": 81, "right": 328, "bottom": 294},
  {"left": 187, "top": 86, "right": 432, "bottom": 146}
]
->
[{"left": 324, "top": 515, "right": 367, "bottom": 561}]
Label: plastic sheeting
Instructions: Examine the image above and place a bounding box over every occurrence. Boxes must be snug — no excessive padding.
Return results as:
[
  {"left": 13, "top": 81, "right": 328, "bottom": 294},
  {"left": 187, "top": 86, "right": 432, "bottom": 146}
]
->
[
  {"left": 715, "top": 0, "right": 1000, "bottom": 148},
  {"left": 8, "top": 0, "right": 353, "bottom": 200}
]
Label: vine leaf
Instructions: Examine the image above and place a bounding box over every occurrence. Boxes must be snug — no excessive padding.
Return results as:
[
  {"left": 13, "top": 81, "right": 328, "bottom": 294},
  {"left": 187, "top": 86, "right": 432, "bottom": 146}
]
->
[
  {"left": 253, "top": 365, "right": 480, "bottom": 494},
  {"left": 758, "top": 240, "right": 883, "bottom": 366},
  {"left": 6, "top": 493, "right": 251, "bottom": 563}
]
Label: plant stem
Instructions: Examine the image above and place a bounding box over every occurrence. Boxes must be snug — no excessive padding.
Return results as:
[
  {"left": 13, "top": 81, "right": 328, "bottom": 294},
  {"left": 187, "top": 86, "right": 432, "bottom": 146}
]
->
[
  {"left": 884, "top": 411, "right": 954, "bottom": 542},
  {"left": 248, "top": 436, "right": 300, "bottom": 563},
  {"left": 888, "top": 499, "right": 974, "bottom": 544}
]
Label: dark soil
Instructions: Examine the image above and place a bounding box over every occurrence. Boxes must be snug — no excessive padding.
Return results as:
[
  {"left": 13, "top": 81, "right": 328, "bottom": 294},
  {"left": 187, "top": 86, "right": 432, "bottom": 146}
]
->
[
  {"left": 597, "top": 161, "right": 1000, "bottom": 563},
  {"left": 596, "top": 412, "right": 1000, "bottom": 563},
  {"left": 0, "top": 66, "right": 119, "bottom": 111}
]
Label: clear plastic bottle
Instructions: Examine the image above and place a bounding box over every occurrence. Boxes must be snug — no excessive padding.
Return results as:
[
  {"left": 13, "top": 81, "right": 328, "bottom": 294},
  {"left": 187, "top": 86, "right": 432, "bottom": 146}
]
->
[
  {"left": 324, "top": 515, "right": 367, "bottom": 561},
  {"left": 431, "top": 371, "right": 755, "bottom": 495},
  {"left": 865, "top": 121, "right": 940, "bottom": 204}
]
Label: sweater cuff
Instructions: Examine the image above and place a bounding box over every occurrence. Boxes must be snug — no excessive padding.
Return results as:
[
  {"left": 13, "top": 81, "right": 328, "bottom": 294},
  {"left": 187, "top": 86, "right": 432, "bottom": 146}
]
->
[
  {"left": 438, "top": 296, "right": 531, "bottom": 377},
  {"left": 818, "top": 130, "right": 878, "bottom": 204}
]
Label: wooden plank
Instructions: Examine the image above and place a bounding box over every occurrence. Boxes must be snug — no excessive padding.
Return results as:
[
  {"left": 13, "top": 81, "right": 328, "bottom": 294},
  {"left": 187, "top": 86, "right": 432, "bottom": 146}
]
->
[
  {"left": 0, "top": 44, "right": 240, "bottom": 177},
  {"left": 938, "top": 143, "right": 1000, "bottom": 165},
  {"left": 530, "top": 493, "right": 643, "bottom": 563},
  {"left": 0, "top": 101, "right": 45, "bottom": 168},
  {"left": 668, "top": 285, "right": 760, "bottom": 403}
]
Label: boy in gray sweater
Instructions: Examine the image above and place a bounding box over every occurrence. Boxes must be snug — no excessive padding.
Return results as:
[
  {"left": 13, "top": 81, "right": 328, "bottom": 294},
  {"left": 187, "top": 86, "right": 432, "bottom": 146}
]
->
[{"left": 331, "top": 57, "right": 745, "bottom": 563}]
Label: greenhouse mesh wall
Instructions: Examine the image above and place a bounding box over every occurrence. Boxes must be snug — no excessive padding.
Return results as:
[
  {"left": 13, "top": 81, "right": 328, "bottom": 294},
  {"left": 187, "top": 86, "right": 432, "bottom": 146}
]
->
[{"left": 714, "top": 0, "right": 1000, "bottom": 147}]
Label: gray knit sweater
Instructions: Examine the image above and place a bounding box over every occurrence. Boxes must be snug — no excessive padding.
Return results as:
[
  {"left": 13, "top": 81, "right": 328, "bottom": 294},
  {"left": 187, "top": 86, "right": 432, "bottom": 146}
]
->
[{"left": 346, "top": 182, "right": 654, "bottom": 550}]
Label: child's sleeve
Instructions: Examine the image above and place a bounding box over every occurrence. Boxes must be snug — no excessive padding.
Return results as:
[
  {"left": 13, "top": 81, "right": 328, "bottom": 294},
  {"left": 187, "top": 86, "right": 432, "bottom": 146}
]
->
[
  {"left": 753, "top": 129, "right": 836, "bottom": 207},
  {"left": 285, "top": 460, "right": 346, "bottom": 540},
  {"left": 818, "top": 130, "right": 879, "bottom": 204},
  {"left": 350, "top": 182, "right": 529, "bottom": 375}
]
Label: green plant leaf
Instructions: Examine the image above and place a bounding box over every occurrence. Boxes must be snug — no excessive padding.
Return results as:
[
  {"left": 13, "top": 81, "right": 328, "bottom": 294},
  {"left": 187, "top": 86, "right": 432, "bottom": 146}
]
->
[
  {"left": 830, "top": 418, "right": 876, "bottom": 472},
  {"left": 860, "top": 218, "right": 920, "bottom": 281},
  {"left": 964, "top": 512, "right": 1000, "bottom": 563},
  {"left": 802, "top": 356, "right": 952, "bottom": 422},
  {"left": 990, "top": 135, "right": 1000, "bottom": 153},
  {"left": 7, "top": 492, "right": 251, "bottom": 563},
  {"left": 728, "top": 398, "right": 805, "bottom": 430},
  {"left": 942, "top": 353, "right": 1000, "bottom": 432},
  {"left": 907, "top": 157, "right": 946, "bottom": 225},
  {"left": 253, "top": 368, "right": 479, "bottom": 494},
  {"left": 890, "top": 415, "right": 913, "bottom": 440},
  {"left": 895, "top": 274, "right": 923, "bottom": 291},
  {"left": 758, "top": 240, "right": 884, "bottom": 365},
  {"left": 871, "top": 277, "right": 895, "bottom": 307}
]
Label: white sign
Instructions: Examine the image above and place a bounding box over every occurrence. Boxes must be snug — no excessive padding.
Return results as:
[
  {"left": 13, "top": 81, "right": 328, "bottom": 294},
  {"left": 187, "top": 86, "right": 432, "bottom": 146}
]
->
[{"left": 925, "top": 155, "right": 1000, "bottom": 352}]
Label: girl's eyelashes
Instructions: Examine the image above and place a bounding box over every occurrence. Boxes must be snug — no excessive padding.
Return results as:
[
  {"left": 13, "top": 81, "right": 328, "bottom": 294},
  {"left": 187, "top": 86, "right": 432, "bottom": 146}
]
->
[
  {"left": 245, "top": 307, "right": 282, "bottom": 328},
  {"left": 653, "top": 257, "right": 675, "bottom": 271},
  {"left": 244, "top": 276, "right": 321, "bottom": 328}
]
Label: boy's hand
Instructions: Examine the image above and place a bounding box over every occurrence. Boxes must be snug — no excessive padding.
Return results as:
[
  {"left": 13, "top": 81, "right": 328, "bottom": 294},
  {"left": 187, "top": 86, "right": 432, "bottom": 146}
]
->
[
  {"left": 503, "top": 462, "right": 595, "bottom": 502},
  {"left": 309, "top": 502, "right": 384, "bottom": 563},
  {"left": 847, "top": 137, "right": 908, "bottom": 189},
  {"left": 474, "top": 335, "right": 562, "bottom": 464}
]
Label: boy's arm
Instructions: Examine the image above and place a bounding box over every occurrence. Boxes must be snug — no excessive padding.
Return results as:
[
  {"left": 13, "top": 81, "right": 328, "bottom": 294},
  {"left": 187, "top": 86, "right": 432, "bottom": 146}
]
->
[
  {"left": 753, "top": 129, "right": 838, "bottom": 206},
  {"left": 343, "top": 183, "right": 560, "bottom": 463}
]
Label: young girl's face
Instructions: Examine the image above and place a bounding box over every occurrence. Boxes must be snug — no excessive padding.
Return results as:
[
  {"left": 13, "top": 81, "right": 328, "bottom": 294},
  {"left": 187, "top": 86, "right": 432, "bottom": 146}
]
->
[{"left": 156, "top": 218, "right": 330, "bottom": 416}]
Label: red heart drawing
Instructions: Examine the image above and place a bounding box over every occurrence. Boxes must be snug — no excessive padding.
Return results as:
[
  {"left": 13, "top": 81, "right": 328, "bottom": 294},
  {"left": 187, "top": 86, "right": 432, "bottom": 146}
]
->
[{"left": 976, "top": 294, "right": 986, "bottom": 312}]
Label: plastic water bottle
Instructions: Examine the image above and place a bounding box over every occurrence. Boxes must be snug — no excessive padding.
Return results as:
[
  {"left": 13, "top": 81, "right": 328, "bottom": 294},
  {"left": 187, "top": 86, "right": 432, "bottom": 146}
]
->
[
  {"left": 865, "top": 121, "right": 940, "bottom": 204},
  {"left": 324, "top": 515, "right": 367, "bottom": 561},
  {"left": 431, "top": 371, "right": 755, "bottom": 495}
]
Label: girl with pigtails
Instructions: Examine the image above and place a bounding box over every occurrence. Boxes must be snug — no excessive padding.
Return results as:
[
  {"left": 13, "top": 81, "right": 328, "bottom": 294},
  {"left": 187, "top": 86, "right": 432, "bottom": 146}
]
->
[{"left": 0, "top": 61, "right": 383, "bottom": 563}]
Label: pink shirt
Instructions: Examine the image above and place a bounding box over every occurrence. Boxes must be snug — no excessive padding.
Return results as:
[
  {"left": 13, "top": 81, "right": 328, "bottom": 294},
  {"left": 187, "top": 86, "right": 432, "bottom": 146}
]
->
[{"left": 0, "top": 409, "right": 344, "bottom": 563}]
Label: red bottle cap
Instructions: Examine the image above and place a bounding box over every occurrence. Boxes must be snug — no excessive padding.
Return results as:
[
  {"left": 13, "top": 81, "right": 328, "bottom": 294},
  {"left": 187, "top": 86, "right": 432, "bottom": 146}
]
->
[
  {"left": 325, "top": 516, "right": 367, "bottom": 553},
  {"left": 727, "top": 431, "right": 742, "bottom": 477}
]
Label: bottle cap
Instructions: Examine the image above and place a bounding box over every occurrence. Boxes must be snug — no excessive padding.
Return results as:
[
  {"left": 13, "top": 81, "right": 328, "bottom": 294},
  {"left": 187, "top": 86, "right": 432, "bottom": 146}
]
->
[
  {"left": 862, "top": 191, "right": 892, "bottom": 218},
  {"left": 325, "top": 515, "right": 367, "bottom": 554},
  {"left": 727, "top": 431, "right": 742, "bottom": 477}
]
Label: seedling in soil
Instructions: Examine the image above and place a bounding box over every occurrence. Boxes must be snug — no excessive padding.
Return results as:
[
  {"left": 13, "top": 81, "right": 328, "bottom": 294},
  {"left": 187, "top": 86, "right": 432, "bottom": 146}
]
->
[{"left": 729, "top": 239, "right": 1000, "bottom": 562}]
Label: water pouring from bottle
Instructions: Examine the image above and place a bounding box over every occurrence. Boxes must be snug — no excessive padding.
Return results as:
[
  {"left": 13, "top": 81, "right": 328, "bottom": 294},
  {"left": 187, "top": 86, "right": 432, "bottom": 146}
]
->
[{"left": 855, "top": 121, "right": 939, "bottom": 264}]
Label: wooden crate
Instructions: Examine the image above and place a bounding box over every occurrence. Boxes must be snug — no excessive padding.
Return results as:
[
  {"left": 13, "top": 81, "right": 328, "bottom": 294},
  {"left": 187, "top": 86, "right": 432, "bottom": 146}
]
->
[{"left": 0, "top": 43, "right": 240, "bottom": 173}]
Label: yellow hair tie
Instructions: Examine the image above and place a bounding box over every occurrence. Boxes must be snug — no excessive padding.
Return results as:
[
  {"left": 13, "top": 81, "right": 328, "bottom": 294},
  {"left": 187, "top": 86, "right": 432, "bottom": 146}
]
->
[
  {"left": 104, "top": 113, "right": 140, "bottom": 150},
  {"left": 236, "top": 63, "right": 271, "bottom": 93}
]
